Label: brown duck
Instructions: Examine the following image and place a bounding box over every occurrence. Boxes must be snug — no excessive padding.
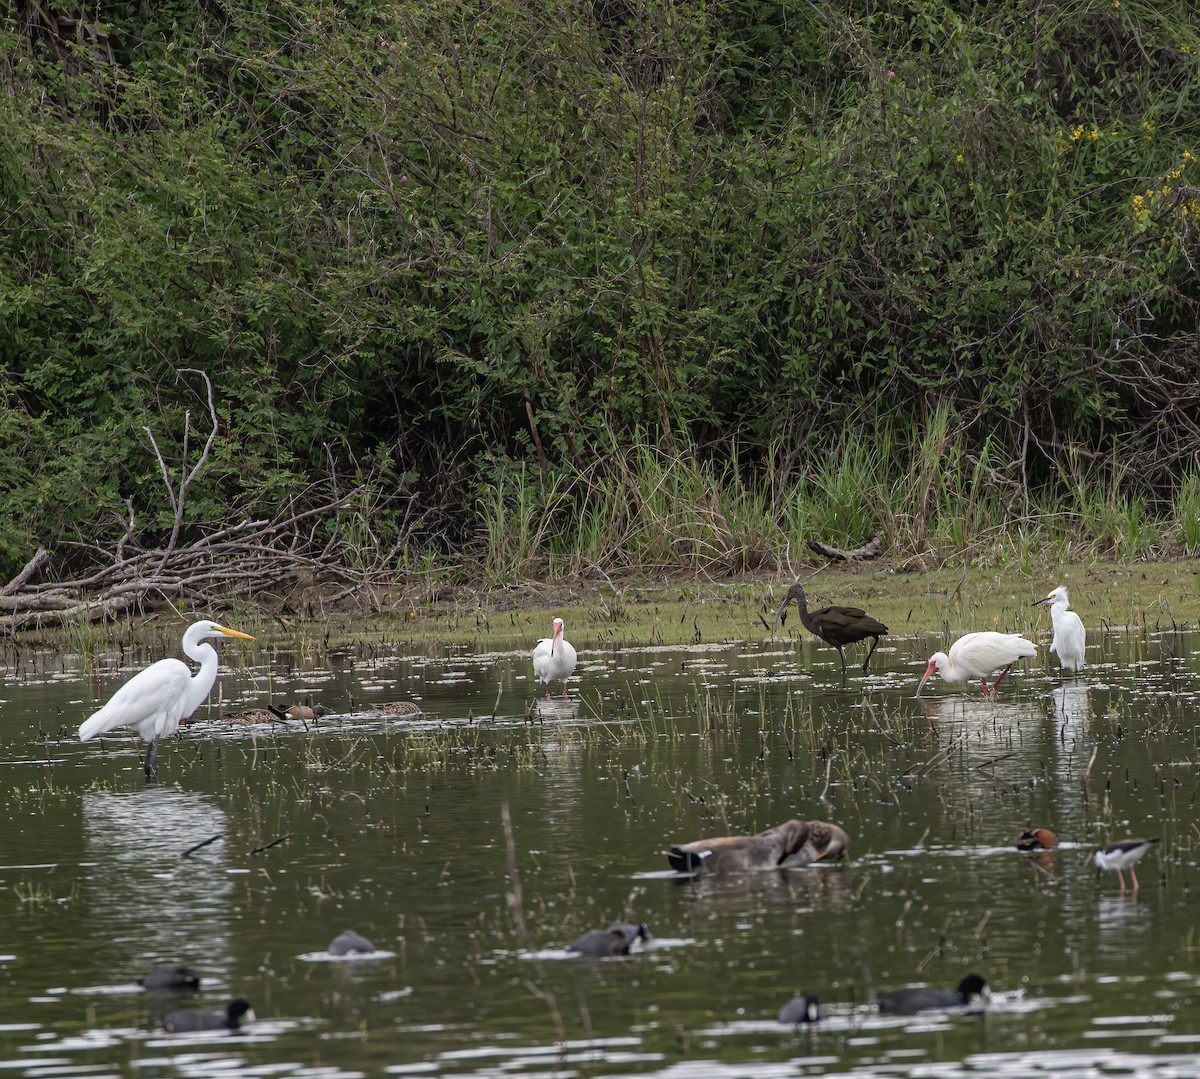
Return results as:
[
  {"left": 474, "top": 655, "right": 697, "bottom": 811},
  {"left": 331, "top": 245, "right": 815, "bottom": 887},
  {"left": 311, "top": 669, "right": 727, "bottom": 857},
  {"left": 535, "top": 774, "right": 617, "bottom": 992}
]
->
[
  {"left": 774, "top": 583, "right": 889, "bottom": 674},
  {"left": 666, "top": 819, "right": 848, "bottom": 874}
]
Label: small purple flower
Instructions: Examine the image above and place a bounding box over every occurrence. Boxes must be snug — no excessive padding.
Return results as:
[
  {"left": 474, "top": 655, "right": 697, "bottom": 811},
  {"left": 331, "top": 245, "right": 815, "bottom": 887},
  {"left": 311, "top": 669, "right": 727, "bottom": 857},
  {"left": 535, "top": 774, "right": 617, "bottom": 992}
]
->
[{"left": 888, "top": 70, "right": 896, "bottom": 77}]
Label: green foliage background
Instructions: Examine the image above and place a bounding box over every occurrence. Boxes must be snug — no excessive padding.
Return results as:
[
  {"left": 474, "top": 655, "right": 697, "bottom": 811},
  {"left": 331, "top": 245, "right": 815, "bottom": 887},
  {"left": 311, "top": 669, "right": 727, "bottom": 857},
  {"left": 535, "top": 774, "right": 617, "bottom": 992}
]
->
[{"left": 3, "top": 0, "right": 1199, "bottom": 579}]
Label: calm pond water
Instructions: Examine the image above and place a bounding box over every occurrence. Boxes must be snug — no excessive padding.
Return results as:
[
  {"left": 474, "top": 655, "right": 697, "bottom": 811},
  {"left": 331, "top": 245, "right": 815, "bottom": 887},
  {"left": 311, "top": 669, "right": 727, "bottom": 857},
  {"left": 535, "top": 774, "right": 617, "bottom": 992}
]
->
[{"left": 1, "top": 611, "right": 1199, "bottom": 1079}]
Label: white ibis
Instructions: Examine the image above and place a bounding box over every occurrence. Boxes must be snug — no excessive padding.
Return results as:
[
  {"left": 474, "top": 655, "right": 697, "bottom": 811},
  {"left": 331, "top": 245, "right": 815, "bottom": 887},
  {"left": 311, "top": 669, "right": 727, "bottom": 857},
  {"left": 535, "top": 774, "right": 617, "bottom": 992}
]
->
[
  {"left": 916, "top": 631, "right": 1037, "bottom": 695},
  {"left": 160, "top": 998, "right": 255, "bottom": 1033},
  {"left": 774, "top": 583, "right": 889, "bottom": 674},
  {"left": 532, "top": 617, "right": 577, "bottom": 699},
  {"left": 79, "top": 620, "right": 256, "bottom": 778},
  {"left": 1094, "top": 837, "right": 1159, "bottom": 895},
  {"left": 1033, "top": 586, "right": 1086, "bottom": 671},
  {"left": 877, "top": 974, "right": 988, "bottom": 1015}
]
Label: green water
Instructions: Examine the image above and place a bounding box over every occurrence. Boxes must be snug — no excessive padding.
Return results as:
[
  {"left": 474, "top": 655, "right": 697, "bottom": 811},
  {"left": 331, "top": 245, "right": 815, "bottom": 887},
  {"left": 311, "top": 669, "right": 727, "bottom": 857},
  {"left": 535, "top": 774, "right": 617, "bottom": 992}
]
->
[{"left": 0, "top": 619, "right": 1198, "bottom": 1078}]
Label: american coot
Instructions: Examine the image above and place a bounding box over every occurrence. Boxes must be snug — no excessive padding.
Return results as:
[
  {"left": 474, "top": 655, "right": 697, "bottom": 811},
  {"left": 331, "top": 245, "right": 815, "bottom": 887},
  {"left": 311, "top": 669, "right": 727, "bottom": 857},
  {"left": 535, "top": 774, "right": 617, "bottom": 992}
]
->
[
  {"left": 777, "top": 993, "right": 821, "bottom": 1025},
  {"left": 917, "top": 632, "right": 1037, "bottom": 696},
  {"left": 78, "top": 621, "right": 256, "bottom": 778},
  {"left": 666, "top": 819, "right": 849, "bottom": 874},
  {"left": 877, "top": 974, "right": 988, "bottom": 1015},
  {"left": 329, "top": 929, "right": 376, "bottom": 956},
  {"left": 1017, "top": 828, "right": 1059, "bottom": 850},
  {"left": 774, "top": 583, "right": 888, "bottom": 674},
  {"left": 1094, "top": 837, "right": 1160, "bottom": 894},
  {"left": 138, "top": 964, "right": 201, "bottom": 991},
  {"left": 532, "top": 618, "right": 577, "bottom": 699},
  {"left": 1033, "top": 587, "right": 1086, "bottom": 671},
  {"left": 160, "top": 998, "right": 255, "bottom": 1033},
  {"left": 567, "top": 923, "right": 651, "bottom": 957}
]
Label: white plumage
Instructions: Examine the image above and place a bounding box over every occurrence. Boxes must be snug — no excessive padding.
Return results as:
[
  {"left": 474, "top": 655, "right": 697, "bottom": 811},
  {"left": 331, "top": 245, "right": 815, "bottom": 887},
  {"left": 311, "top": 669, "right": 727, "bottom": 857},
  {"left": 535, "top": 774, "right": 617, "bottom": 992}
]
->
[
  {"left": 532, "top": 617, "right": 577, "bottom": 699},
  {"left": 1034, "top": 585, "right": 1086, "bottom": 671},
  {"left": 916, "top": 631, "right": 1037, "bottom": 695},
  {"left": 79, "top": 620, "right": 255, "bottom": 777},
  {"left": 1094, "top": 837, "right": 1159, "bottom": 895}
]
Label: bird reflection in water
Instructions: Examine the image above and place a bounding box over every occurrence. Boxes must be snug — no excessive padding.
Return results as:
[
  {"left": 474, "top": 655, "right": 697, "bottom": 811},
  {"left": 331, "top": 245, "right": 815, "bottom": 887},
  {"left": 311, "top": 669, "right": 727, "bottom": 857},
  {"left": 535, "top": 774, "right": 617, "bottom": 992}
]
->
[{"left": 83, "top": 788, "right": 232, "bottom": 983}]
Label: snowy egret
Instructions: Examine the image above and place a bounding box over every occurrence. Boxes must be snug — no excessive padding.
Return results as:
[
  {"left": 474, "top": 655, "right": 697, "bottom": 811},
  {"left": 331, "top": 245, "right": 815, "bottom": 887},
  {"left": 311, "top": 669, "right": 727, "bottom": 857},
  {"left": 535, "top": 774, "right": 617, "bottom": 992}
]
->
[
  {"left": 79, "top": 620, "right": 255, "bottom": 778},
  {"left": 1094, "top": 837, "right": 1159, "bottom": 895},
  {"left": 160, "top": 997, "right": 254, "bottom": 1033},
  {"left": 774, "top": 583, "right": 889, "bottom": 674},
  {"left": 916, "top": 631, "right": 1037, "bottom": 696},
  {"left": 1034, "top": 586, "right": 1086, "bottom": 671},
  {"left": 532, "top": 617, "right": 577, "bottom": 699},
  {"left": 877, "top": 974, "right": 988, "bottom": 1015}
]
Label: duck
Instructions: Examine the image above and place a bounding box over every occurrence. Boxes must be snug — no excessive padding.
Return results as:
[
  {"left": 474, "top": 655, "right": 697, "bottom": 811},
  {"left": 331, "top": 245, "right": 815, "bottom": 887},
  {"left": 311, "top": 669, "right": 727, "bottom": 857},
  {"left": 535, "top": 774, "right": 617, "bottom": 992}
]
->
[
  {"left": 777, "top": 993, "right": 821, "bottom": 1025},
  {"left": 1017, "top": 828, "right": 1059, "bottom": 850},
  {"left": 368, "top": 701, "right": 423, "bottom": 717},
  {"left": 1094, "top": 837, "right": 1159, "bottom": 895},
  {"left": 567, "top": 922, "right": 651, "bottom": 957},
  {"left": 160, "top": 997, "right": 255, "bottom": 1033},
  {"left": 138, "top": 964, "right": 200, "bottom": 991},
  {"left": 877, "top": 974, "right": 988, "bottom": 1015},
  {"left": 268, "top": 703, "right": 327, "bottom": 723},
  {"left": 532, "top": 617, "right": 577, "bottom": 699},
  {"left": 329, "top": 929, "right": 376, "bottom": 955},
  {"left": 666, "top": 819, "right": 813, "bottom": 874},
  {"left": 803, "top": 820, "right": 850, "bottom": 862}
]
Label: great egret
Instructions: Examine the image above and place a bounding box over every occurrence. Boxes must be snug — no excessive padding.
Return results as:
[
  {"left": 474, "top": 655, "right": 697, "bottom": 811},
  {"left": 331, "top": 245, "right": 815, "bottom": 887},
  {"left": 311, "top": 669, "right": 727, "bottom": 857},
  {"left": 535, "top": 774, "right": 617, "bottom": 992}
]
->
[
  {"left": 568, "top": 922, "right": 651, "bottom": 957},
  {"left": 1016, "top": 828, "right": 1059, "bottom": 850},
  {"left": 532, "top": 617, "right": 577, "bottom": 699},
  {"left": 1094, "top": 837, "right": 1160, "bottom": 895},
  {"left": 1034, "top": 585, "right": 1086, "bottom": 671},
  {"left": 160, "top": 997, "right": 255, "bottom": 1033},
  {"left": 916, "top": 631, "right": 1037, "bottom": 695},
  {"left": 774, "top": 583, "right": 889, "bottom": 674},
  {"left": 138, "top": 964, "right": 201, "bottom": 991},
  {"left": 876, "top": 974, "right": 988, "bottom": 1015},
  {"left": 79, "top": 620, "right": 255, "bottom": 778},
  {"left": 329, "top": 929, "right": 375, "bottom": 956},
  {"left": 777, "top": 994, "right": 821, "bottom": 1025}
]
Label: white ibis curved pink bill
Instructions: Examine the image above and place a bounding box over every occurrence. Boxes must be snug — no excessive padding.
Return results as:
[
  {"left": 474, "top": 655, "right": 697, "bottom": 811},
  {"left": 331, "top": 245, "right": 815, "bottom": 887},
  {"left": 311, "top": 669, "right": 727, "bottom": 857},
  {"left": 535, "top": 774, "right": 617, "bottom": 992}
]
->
[
  {"left": 1033, "top": 586, "right": 1086, "bottom": 672},
  {"left": 916, "top": 631, "right": 1037, "bottom": 696},
  {"left": 532, "top": 617, "right": 577, "bottom": 699}
]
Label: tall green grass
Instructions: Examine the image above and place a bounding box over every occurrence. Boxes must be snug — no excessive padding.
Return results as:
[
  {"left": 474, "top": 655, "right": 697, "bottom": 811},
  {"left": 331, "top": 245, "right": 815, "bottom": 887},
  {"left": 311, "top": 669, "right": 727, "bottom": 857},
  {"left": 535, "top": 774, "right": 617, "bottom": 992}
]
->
[{"left": 472, "top": 419, "right": 1200, "bottom": 579}]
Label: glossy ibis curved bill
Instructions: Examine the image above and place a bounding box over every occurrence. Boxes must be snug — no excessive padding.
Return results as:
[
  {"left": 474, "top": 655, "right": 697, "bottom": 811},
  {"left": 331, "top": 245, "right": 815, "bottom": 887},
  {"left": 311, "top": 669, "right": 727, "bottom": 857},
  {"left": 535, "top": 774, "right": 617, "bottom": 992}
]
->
[
  {"left": 1033, "top": 586, "right": 1086, "bottom": 672},
  {"left": 78, "top": 621, "right": 256, "bottom": 778},
  {"left": 774, "top": 583, "right": 889, "bottom": 675},
  {"left": 532, "top": 617, "right": 577, "bottom": 699},
  {"left": 916, "top": 631, "right": 1037, "bottom": 696}
]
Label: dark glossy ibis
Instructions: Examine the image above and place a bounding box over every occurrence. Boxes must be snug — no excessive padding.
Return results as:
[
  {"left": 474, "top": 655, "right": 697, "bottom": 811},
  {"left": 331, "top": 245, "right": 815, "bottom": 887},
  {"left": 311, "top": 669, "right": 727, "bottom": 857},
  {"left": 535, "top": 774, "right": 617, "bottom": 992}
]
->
[{"left": 774, "top": 583, "right": 888, "bottom": 674}]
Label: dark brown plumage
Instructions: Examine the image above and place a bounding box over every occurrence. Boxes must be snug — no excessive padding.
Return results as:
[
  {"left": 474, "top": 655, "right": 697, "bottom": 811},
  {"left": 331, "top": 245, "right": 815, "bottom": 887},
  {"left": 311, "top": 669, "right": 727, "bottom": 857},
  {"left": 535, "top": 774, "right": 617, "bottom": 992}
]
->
[{"left": 775, "top": 583, "right": 889, "bottom": 674}]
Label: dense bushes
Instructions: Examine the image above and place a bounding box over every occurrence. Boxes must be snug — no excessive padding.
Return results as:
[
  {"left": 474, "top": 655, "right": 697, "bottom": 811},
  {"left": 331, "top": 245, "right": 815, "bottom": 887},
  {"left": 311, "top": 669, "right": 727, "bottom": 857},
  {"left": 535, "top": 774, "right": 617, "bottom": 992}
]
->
[{"left": 2, "top": 0, "right": 1199, "bottom": 583}]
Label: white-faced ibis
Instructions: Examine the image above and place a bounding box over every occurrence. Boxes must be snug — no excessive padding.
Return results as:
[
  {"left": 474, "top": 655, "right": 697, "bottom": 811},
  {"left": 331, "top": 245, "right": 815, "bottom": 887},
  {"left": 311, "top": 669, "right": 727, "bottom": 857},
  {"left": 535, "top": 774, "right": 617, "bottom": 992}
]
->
[
  {"left": 78, "top": 621, "right": 256, "bottom": 778},
  {"left": 876, "top": 974, "right": 988, "bottom": 1015},
  {"left": 160, "top": 997, "right": 255, "bottom": 1032},
  {"left": 532, "top": 617, "right": 577, "bottom": 699},
  {"left": 1094, "top": 837, "right": 1159, "bottom": 895},
  {"left": 774, "top": 583, "right": 888, "bottom": 674},
  {"left": 916, "top": 631, "right": 1037, "bottom": 696},
  {"left": 1034, "top": 586, "right": 1086, "bottom": 671}
]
